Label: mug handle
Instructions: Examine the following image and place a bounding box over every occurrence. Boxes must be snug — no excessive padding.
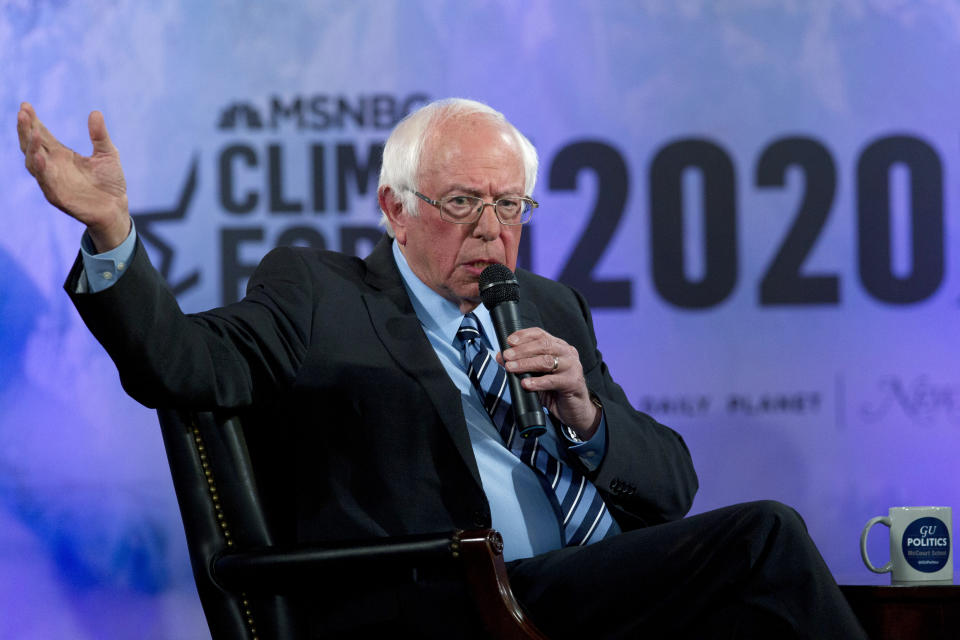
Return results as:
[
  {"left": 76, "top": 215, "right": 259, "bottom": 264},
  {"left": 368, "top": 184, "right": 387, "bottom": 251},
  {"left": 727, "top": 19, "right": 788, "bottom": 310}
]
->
[{"left": 860, "top": 516, "right": 893, "bottom": 573}]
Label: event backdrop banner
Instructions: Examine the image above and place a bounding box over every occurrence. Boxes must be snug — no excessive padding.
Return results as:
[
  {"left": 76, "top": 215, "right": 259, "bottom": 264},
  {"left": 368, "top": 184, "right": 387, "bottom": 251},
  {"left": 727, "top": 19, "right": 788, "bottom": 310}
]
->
[{"left": 2, "top": 1, "right": 958, "bottom": 637}]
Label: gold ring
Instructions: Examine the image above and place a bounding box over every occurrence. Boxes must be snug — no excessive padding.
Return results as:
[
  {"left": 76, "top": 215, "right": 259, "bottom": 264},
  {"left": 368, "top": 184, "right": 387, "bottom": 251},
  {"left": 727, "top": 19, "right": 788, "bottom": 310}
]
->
[{"left": 551, "top": 355, "right": 560, "bottom": 372}]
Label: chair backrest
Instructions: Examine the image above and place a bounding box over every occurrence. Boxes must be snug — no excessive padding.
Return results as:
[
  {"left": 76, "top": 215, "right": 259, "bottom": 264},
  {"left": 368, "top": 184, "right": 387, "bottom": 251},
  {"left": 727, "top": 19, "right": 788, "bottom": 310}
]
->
[{"left": 157, "top": 408, "right": 294, "bottom": 639}]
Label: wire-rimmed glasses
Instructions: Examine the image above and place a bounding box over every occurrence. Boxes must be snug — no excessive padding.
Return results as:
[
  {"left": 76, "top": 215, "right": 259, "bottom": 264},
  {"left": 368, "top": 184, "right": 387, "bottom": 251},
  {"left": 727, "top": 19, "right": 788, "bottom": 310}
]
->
[{"left": 413, "top": 191, "right": 538, "bottom": 225}]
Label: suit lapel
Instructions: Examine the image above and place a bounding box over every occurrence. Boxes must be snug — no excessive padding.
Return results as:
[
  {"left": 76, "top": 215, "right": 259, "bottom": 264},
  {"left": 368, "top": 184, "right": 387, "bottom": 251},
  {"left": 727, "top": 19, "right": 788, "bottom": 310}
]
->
[{"left": 360, "top": 237, "right": 484, "bottom": 488}]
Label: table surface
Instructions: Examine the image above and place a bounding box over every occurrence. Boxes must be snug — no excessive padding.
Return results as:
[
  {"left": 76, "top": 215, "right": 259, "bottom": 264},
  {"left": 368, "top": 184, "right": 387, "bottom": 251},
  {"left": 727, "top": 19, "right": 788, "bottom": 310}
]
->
[
  {"left": 840, "top": 583, "right": 960, "bottom": 640},
  {"left": 841, "top": 583, "right": 960, "bottom": 598}
]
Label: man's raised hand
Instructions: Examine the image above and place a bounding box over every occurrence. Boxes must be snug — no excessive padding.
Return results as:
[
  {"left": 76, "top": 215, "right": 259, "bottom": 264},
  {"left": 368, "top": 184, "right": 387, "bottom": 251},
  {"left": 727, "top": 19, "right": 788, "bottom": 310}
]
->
[{"left": 17, "top": 102, "right": 130, "bottom": 252}]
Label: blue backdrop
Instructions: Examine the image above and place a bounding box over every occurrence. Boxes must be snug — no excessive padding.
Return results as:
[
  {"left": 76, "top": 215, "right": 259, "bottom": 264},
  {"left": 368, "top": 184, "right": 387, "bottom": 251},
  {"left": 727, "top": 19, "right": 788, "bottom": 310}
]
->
[{"left": 3, "top": 2, "right": 959, "bottom": 637}]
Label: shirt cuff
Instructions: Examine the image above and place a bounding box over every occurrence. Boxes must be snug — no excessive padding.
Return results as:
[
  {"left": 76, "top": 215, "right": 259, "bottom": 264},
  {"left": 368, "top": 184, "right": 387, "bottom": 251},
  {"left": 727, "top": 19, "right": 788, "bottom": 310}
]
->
[
  {"left": 80, "top": 220, "right": 137, "bottom": 293},
  {"left": 562, "top": 412, "right": 607, "bottom": 472}
]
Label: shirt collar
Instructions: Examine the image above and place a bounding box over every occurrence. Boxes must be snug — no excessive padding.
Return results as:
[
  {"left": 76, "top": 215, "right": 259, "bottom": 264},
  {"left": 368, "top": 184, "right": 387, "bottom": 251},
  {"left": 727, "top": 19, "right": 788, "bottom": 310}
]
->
[{"left": 391, "top": 240, "right": 497, "bottom": 348}]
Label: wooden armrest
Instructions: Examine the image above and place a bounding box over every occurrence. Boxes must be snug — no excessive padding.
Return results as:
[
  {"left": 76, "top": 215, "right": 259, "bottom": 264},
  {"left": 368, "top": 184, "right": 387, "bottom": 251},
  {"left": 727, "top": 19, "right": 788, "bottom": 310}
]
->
[{"left": 457, "top": 529, "right": 549, "bottom": 640}]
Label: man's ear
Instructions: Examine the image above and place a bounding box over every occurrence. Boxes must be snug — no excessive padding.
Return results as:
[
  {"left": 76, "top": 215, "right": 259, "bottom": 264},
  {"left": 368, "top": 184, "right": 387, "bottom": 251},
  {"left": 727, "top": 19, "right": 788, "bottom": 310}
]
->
[{"left": 378, "top": 186, "right": 408, "bottom": 245}]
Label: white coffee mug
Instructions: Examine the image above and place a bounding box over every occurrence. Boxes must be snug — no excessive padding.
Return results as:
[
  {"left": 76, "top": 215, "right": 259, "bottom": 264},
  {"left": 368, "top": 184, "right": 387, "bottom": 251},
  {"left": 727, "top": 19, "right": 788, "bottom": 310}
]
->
[{"left": 860, "top": 506, "right": 953, "bottom": 585}]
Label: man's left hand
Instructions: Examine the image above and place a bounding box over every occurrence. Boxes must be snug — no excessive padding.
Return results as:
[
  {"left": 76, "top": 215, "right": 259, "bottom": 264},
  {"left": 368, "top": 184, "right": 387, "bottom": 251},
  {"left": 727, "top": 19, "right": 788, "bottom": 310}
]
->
[{"left": 497, "top": 328, "right": 600, "bottom": 439}]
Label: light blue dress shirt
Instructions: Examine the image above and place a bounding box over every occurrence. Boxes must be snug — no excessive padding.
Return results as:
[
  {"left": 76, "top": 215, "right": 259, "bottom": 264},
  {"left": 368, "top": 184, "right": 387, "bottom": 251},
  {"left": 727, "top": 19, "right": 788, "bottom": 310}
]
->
[
  {"left": 80, "top": 227, "right": 609, "bottom": 560},
  {"left": 390, "top": 242, "right": 609, "bottom": 560},
  {"left": 78, "top": 221, "right": 138, "bottom": 293}
]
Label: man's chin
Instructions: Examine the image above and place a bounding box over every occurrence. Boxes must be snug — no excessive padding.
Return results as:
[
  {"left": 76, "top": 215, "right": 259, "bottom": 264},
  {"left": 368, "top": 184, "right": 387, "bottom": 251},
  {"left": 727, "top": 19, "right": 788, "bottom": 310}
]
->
[
  {"left": 455, "top": 278, "right": 481, "bottom": 299},
  {"left": 450, "top": 287, "right": 482, "bottom": 313}
]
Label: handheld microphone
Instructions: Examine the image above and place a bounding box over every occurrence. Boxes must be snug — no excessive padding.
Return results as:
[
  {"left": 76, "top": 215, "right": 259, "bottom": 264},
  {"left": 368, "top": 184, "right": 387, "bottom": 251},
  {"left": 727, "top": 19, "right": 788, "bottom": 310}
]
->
[{"left": 479, "top": 264, "right": 547, "bottom": 438}]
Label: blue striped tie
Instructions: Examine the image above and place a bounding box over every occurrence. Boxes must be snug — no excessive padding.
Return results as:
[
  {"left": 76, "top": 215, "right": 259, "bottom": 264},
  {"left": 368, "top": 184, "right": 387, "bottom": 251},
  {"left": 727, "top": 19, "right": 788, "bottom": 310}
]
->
[{"left": 457, "top": 313, "right": 617, "bottom": 546}]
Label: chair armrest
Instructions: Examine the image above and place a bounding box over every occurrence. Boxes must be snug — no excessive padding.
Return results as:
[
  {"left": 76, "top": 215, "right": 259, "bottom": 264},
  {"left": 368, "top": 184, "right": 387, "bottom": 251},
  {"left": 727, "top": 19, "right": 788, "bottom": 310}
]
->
[
  {"left": 212, "top": 528, "right": 549, "bottom": 638},
  {"left": 458, "top": 529, "right": 549, "bottom": 640},
  {"left": 213, "top": 530, "right": 461, "bottom": 592}
]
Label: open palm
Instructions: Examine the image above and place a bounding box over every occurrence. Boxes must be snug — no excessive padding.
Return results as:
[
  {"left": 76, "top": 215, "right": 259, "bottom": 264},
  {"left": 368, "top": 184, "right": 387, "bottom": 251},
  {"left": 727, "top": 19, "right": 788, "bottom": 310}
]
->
[{"left": 17, "top": 102, "right": 130, "bottom": 251}]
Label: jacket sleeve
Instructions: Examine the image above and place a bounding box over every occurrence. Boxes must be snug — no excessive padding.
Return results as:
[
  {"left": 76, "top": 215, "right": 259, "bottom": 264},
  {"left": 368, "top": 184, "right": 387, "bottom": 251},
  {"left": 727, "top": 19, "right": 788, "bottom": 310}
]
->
[
  {"left": 541, "top": 283, "right": 699, "bottom": 528},
  {"left": 65, "top": 239, "right": 314, "bottom": 410}
]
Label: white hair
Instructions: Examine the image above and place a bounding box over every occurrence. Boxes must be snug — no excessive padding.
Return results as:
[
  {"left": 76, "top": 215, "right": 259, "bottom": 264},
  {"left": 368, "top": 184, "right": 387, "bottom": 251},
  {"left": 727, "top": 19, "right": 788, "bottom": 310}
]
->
[{"left": 377, "top": 98, "right": 539, "bottom": 237}]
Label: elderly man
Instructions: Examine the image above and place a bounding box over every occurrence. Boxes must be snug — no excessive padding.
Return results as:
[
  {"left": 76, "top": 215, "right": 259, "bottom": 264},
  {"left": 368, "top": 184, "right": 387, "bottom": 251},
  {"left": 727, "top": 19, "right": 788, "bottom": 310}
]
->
[{"left": 18, "top": 98, "right": 864, "bottom": 638}]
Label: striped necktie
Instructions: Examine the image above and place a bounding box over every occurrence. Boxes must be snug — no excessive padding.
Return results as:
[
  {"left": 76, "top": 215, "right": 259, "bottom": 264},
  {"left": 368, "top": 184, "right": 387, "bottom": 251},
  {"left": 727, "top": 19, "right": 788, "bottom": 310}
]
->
[{"left": 456, "top": 313, "right": 617, "bottom": 546}]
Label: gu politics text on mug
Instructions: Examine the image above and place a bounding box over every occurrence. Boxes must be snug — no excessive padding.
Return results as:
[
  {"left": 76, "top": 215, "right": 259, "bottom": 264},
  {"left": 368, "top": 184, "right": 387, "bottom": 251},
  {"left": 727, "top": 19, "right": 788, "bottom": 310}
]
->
[{"left": 860, "top": 506, "right": 953, "bottom": 585}]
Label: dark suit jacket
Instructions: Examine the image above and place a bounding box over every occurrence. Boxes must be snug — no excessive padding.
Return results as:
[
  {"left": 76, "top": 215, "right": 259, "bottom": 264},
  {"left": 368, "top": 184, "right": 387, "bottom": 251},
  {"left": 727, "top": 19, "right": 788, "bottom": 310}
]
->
[{"left": 66, "top": 236, "right": 697, "bottom": 547}]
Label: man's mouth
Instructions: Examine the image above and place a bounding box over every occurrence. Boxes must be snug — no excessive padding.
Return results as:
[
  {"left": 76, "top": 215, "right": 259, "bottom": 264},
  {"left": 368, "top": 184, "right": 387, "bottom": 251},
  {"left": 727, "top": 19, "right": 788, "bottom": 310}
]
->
[{"left": 463, "top": 260, "right": 500, "bottom": 275}]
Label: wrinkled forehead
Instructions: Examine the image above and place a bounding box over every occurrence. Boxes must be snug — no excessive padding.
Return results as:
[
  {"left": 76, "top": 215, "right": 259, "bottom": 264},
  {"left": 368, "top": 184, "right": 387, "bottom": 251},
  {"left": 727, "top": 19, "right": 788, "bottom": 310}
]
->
[{"left": 418, "top": 114, "right": 524, "bottom": 180}]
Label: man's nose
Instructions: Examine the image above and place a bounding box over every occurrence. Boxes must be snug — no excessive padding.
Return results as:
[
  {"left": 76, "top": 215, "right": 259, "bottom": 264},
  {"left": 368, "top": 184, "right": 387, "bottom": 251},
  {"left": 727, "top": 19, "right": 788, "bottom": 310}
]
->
[{"left": 473, "top": 203, "right": 501, "bottom": 240}]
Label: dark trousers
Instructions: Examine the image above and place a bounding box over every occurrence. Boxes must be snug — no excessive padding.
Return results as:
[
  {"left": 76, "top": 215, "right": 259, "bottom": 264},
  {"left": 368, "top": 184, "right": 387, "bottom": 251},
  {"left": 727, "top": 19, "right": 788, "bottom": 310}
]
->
[{"left": 508, "top": 500, "right": 867, "bottom": 639}]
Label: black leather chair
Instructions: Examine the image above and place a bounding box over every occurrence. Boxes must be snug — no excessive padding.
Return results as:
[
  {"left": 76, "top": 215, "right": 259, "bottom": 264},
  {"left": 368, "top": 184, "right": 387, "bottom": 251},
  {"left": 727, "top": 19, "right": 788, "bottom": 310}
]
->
[{"left": 157, "top": 407, "right": 548, "bottom": 639}]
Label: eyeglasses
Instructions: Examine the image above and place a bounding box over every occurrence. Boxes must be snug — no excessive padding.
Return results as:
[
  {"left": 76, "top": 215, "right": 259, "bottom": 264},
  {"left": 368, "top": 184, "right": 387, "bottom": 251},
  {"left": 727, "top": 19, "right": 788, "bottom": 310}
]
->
[{"left": 412, "top": 191, "right": 538, "bottom": 226}]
